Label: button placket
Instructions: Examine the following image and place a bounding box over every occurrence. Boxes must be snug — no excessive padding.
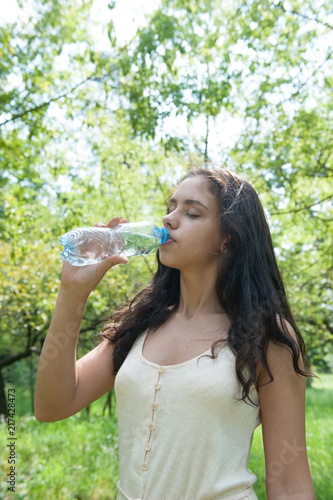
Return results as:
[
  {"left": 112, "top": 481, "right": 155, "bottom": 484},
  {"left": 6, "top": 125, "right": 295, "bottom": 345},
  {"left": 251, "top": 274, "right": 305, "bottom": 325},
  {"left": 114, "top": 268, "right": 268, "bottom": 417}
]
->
[{"left": 141, "top": 366, "right": 165, "bottom": 472}]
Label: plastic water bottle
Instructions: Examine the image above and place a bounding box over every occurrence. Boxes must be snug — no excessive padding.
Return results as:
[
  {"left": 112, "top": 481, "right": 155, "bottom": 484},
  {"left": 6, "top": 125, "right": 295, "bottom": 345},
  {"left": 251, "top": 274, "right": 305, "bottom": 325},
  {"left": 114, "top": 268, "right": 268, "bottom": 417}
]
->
[{"left": 59, "top": 221, "right": 170, "bottom": 266}]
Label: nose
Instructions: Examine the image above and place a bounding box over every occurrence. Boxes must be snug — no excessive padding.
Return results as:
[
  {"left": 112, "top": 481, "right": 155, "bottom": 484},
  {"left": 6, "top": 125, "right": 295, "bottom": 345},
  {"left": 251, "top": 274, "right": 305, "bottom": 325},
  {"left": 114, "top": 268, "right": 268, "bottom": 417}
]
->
[{"left": 162, "top": 211, "right": 179, "bottom": 230}]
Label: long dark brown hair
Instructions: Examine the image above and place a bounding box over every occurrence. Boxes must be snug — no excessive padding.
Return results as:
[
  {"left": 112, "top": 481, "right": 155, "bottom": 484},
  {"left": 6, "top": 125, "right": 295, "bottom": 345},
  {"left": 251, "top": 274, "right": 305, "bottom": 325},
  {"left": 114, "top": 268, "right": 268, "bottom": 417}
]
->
[{"left": 102, "top": 167, "right": 310, "bottom": 404}]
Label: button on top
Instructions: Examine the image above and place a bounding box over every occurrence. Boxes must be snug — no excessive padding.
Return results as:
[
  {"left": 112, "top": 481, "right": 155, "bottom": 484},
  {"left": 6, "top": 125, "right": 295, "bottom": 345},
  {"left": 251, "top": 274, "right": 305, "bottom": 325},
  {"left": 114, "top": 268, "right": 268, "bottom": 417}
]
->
[{"left": 158, "top": 366, "right": 165, "bottom": 373}]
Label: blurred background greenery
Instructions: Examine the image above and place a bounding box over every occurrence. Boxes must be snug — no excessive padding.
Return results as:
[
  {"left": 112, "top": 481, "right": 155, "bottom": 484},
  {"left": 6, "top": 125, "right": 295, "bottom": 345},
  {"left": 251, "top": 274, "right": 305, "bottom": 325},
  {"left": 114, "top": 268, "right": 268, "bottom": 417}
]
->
[{"left": 0, "top": 0, "right": 332, "bottom": 497}]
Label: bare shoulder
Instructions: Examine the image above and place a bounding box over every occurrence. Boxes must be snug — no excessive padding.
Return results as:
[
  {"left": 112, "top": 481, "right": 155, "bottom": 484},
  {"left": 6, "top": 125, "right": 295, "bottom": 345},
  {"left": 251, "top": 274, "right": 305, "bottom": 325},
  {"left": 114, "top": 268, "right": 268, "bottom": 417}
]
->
[
  {"left": 257, "top": 316, "right": 306, "bottom": 409},
  {"left": 258, "top": 316, "right": 304, "bottom": 385}
]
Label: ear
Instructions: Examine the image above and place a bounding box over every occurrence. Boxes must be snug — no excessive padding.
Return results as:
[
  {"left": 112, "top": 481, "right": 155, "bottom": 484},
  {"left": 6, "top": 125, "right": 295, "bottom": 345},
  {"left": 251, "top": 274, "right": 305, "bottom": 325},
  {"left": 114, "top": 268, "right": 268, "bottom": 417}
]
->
[{"left": 220, "top": 235, "right": 231, "bottom": 253}]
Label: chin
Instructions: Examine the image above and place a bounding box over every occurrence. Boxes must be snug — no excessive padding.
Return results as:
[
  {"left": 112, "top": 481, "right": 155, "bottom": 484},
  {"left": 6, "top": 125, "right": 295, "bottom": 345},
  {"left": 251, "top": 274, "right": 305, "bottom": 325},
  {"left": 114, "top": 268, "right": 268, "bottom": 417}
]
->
[{"left": 159, "top": 252, "right": 181, "bottom": 270}]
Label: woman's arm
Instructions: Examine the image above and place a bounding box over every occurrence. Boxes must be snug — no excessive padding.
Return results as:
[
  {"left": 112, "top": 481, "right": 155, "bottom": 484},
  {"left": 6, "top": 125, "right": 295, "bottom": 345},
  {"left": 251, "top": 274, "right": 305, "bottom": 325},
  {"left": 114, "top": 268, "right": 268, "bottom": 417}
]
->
[
  {"left": 34, "top": 216, "right": 128, "bottom": 422},
  {"left": 258, "top": 340, "right": 316, "bottom": 500}
]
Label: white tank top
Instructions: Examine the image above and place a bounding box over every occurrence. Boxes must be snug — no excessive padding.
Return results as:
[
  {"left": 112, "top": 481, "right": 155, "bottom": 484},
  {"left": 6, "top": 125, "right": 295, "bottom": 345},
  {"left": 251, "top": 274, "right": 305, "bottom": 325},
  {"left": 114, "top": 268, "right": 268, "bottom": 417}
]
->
[{"left": 114, "top": 331, "right": 260, "bottom": 500}]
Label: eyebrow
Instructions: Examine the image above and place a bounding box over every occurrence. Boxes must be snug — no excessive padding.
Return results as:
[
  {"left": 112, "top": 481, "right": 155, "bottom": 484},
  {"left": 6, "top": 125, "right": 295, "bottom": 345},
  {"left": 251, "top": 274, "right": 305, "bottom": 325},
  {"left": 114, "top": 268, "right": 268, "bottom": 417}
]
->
[{"left": 168, "top": 197, "right": 209, "bottom": 211}]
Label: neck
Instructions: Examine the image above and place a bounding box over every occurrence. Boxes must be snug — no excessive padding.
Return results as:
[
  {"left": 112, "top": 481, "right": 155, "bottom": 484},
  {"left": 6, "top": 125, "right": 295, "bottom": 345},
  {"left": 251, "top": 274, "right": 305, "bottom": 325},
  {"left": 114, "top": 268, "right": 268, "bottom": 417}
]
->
[{"left": 177, "top": 266, "right": 223, "bottom": 318}]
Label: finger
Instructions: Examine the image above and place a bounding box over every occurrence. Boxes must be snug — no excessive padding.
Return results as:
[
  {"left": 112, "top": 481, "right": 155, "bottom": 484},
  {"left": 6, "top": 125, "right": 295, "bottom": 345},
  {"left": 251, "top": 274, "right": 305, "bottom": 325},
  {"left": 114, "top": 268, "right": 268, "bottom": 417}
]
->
[
  {"left": 98, "top": 254, "right": 129, "bottom": 272},
  {"left": 113, "top": 255, "right": 129, "bottom": 265},
  {"left": 94, "top": 216, "right": 124, "bottom": 229},
  {"left": 105, "top": 216, "right": 121, "bottom": 228}
]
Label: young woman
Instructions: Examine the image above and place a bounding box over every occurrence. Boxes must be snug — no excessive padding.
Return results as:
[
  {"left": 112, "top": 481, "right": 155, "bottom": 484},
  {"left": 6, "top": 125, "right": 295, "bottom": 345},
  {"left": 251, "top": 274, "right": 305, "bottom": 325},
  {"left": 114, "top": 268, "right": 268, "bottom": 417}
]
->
[{"left": 34, "top": 168, "right": 316, "bottom": 500}]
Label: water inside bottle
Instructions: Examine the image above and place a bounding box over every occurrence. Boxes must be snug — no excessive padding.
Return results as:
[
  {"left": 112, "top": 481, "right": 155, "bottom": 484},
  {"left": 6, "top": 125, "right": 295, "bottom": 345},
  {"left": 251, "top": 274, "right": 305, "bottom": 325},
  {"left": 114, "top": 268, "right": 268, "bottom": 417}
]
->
[
  {"left": 60, "top": 228, "right": 124, "bottom": 265},
  {"left": 59, "top": 224, "right": 167, "bottom": 265},
  {"left": 122, "top": 232, "right": 159, "bottom": 257}
]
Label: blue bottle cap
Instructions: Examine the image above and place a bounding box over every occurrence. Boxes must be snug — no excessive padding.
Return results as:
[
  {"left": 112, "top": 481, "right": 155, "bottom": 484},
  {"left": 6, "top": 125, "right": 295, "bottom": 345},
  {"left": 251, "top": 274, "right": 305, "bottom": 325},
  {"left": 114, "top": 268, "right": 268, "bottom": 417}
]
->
[{"left": 154, "top": 227, "right": 170, "bottom": 244}]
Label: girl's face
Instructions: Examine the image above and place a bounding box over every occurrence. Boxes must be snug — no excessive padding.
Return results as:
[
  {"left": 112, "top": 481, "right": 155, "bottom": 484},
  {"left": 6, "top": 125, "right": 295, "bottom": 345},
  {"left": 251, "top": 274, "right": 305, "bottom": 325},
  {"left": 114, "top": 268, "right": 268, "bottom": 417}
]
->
[{"left": 159, "top": 176, "right": 226, "bottom": 272}]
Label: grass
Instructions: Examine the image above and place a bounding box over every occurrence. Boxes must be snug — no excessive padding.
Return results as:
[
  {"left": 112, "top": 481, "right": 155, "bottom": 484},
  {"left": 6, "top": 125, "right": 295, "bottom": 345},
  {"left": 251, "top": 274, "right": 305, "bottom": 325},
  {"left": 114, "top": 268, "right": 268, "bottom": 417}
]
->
[
  {"left": 1, "top": 375, "right": 332, "bottom": 499},
  {"left": 0, "top": 396, "right": 119, "bottom": 500}
]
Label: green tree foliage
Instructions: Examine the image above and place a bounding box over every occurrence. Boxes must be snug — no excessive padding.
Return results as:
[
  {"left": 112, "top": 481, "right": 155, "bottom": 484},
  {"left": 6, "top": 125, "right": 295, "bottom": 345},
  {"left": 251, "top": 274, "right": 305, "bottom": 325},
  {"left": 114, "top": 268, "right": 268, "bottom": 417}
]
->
[
  {"left": 109, "top": 0, "right": 332, "bottom": 369},
  {"left": 0, "top": 0, "right": 332, "bottom": 414},
  {"left": 0, "top": 0, "right": 95, "bottom": 414},
  {"left": 0, "top": 0, "right": 185, "bottom": 414}
]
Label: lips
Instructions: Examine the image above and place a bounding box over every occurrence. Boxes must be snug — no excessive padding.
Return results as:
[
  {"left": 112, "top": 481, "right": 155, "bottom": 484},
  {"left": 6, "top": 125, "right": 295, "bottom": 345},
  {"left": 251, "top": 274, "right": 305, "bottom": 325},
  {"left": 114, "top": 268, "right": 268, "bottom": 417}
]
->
[{"left": 162, "top": 237, "right": 174, "bottom": 245}]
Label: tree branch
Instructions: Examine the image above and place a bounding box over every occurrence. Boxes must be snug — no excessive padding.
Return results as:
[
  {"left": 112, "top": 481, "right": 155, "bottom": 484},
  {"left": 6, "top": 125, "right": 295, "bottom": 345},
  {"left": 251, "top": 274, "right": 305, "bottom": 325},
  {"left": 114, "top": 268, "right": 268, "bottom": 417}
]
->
[
  {"left": 80, "top": 322, "right": 103, "bottom": 334},
  {"left": 270, "top": 194, "right": 333, "bottom": 215},
  {"left": 0, "top": 347, "right": 39, "bottom": 370},
  {"left": 277, "top": 2, "right": 333, "bottom": 31},
  {"left": 0, "top": 76, "right": 92, "bottom": 127}
]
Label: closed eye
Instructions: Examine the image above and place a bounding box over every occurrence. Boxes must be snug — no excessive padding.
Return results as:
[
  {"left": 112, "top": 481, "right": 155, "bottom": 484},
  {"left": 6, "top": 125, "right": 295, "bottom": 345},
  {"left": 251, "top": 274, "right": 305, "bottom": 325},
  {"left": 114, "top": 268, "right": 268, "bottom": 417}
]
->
[{"left": 166, "top": 208, "right": 200, "bottom": 218}]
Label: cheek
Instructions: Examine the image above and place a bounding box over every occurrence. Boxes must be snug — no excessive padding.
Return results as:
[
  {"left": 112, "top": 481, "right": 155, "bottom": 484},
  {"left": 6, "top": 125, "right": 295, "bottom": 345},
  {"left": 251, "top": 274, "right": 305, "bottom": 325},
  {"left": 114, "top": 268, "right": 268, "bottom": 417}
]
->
[
  {"left": 185, "top": 234, "right": 221, "bottom": 259},
  {"left": 194, "top": 225, "right": 222, "bottom": 251}
]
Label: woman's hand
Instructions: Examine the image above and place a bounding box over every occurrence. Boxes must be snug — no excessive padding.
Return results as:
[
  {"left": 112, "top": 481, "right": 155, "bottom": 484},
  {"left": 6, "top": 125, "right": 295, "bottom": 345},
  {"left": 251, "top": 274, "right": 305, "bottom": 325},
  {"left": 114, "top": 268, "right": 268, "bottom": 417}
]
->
[{"left": 59, "top": 216, "right": 129, "bottom": 300}]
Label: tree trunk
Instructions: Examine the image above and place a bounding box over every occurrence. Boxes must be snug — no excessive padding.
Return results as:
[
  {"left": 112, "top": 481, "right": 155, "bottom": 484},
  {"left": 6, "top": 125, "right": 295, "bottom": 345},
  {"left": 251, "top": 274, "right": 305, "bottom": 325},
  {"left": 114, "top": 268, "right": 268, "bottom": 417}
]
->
[
  {"left": 29, "top": 356, "right": 35, "bottom": 414},
  {"left": 0, "top": 370, "right": 8, "bottom": 417}
]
